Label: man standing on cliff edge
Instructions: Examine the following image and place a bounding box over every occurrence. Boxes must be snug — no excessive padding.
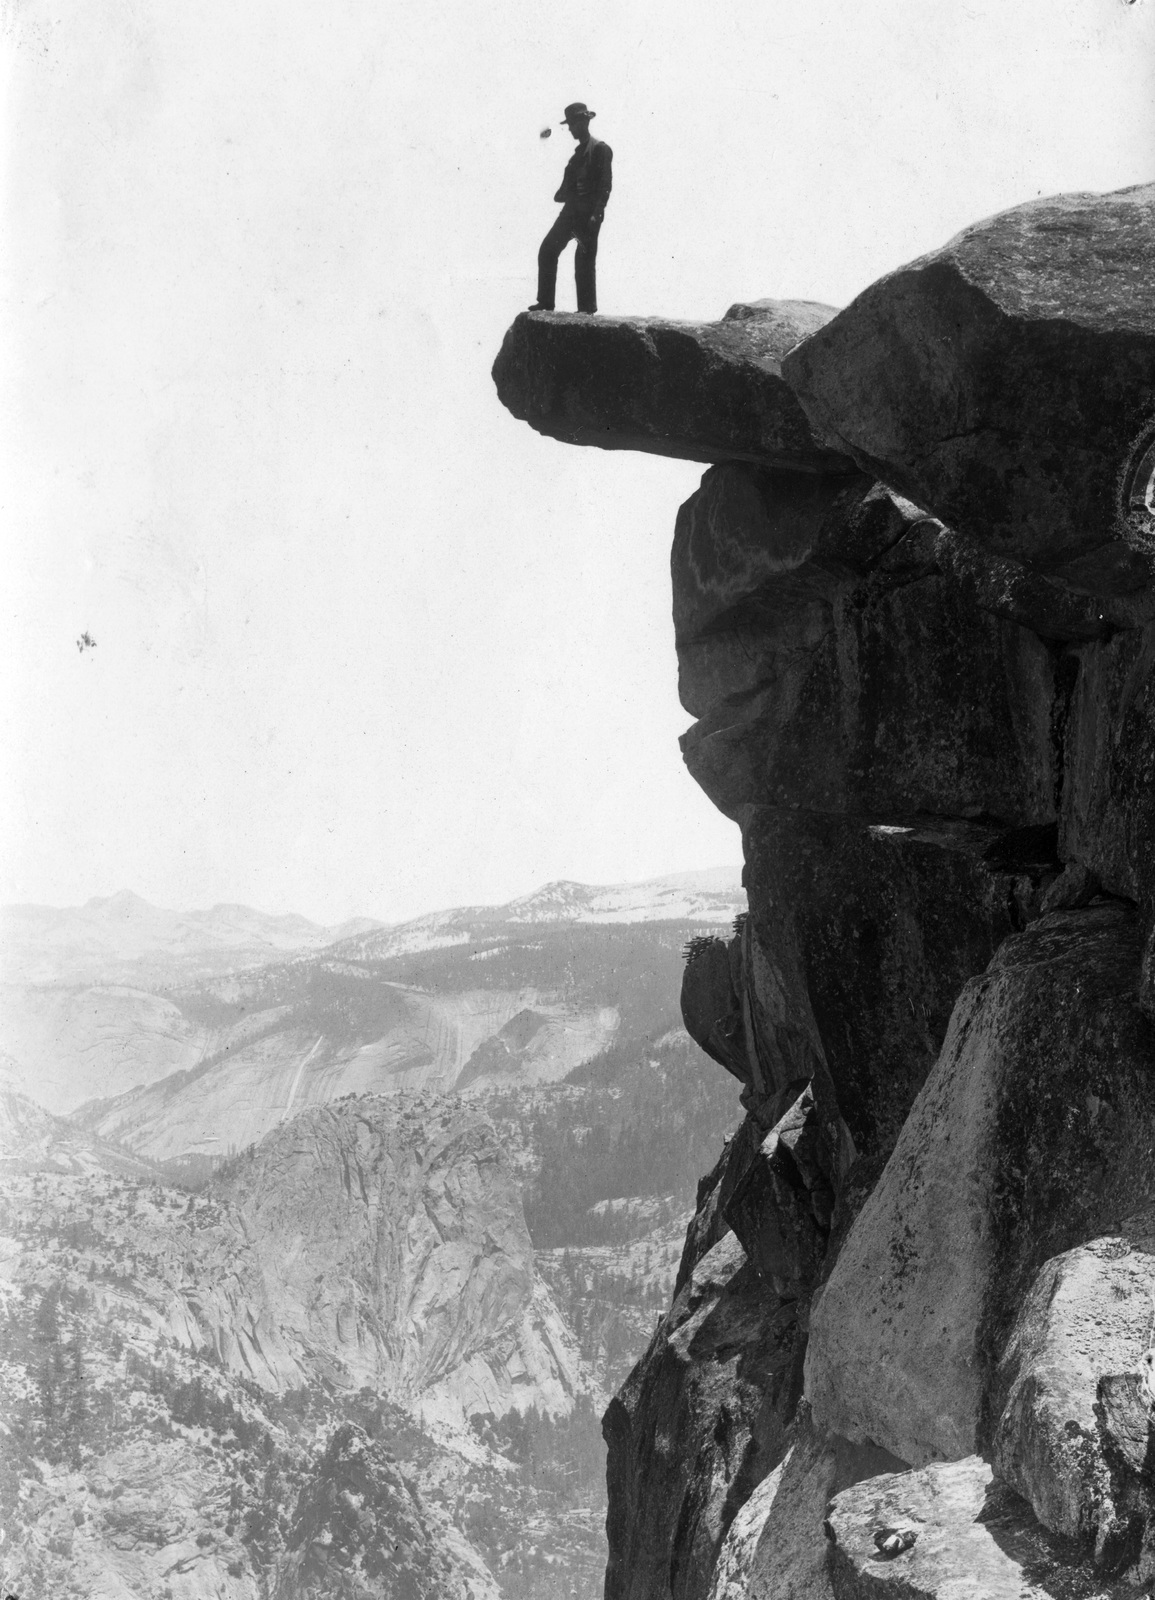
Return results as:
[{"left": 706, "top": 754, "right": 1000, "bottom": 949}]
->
[{"left": 530, "top": 103, "right": 612, "bottom": 314}]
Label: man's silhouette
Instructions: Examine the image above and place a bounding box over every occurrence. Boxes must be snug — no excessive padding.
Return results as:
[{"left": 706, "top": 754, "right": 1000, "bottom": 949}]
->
[{"left": 530, "top": 102, "right": 612, "bottom": 314}]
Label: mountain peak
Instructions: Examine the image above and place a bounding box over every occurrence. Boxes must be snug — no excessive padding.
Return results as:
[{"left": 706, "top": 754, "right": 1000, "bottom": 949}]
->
[{"left": 85, "top": 889, "right": 160, "bottom": 917}]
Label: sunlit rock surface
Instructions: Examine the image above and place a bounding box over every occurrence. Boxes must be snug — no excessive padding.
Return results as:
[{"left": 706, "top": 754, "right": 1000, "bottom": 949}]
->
[
  {"left": 992, "top": 1226, "right": 1155, "bottom": 1560},
  {"left": 201, "top": 1098, "right": 588, "bottom": 1426},
  {"left": 782, "top": 183, "right": 1155, "bottom": 595},
  {"left": 825, "top": 1457, "right": 1122, "bottom": 1599},
  {"left": 805, "top": 906, "right": 1153, "bottom": 1466}
]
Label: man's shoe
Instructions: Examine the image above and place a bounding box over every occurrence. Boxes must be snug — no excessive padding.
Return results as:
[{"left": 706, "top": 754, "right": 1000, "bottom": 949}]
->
[{"left": 527, "top": 302, "right": 554, "bottom": 312}]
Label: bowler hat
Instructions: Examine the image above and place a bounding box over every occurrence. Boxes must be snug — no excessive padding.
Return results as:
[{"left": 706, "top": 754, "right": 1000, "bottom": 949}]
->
[{"left": 561, "top": 102, "right": 596, "bottom": 124}]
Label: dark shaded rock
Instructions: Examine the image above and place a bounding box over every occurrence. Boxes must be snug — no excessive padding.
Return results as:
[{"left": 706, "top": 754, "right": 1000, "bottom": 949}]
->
[
  {"left": 1092, "top": 1372, "right": 1155, "bottom": 1580},
  {"left": 675, "top": 1116, "right": 766, "bottom": 1297},
  {"left": 825, "top": 1458, "right": 1122, "bottom": 1599},
  {"left": 671, "top": 466, "right": 903, "bottom": 649},
  {"left": 725, "top": 1088, "right": 833, "bottom": 1292},
  {"left": 1062, "top": 622, "right": 1155, "bottom": 915},
  {"left": 806, "top": 905, "right": 1154, "bottom": 1466},
  {"left": 739, "top": 808, "right": 1043, "bottom": 1159},
  {"left": 603, "top": 1232, "right": 799, "bottom": 1600},
  {"left": 492, "top": 302, "right": 857, "bottom": 472},
  {"left": 781, "top": 183, "right": 1155, "bottom": 595},
  {"left": 1097, "top": 1373, "right": 1154, "bottom": 1481},
  {"left": 1039, "top": 861, "right": 1102, "bottom": 914},
  {"left": 679, "top": 518, "right": 1058, "bottom": 826},
  {"left": 935, "top": 524, "right": 1155, "bottom": 642},
  {"left": 681, "top": 933, "right": 749, "bottom": 1084},
  {"left": 1141, "top": 929, "right": 1155, "bottom": 1023},
  {"left": 992, "top": 1232, "right": 1155, "bottom": 1557}
]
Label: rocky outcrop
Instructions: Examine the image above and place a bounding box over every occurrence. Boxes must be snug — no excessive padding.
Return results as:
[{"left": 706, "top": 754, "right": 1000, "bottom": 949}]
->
[
  {"left": 724, "top": 1087, "right": 835, "bottom": 1295},
  {"left": 603, "top": 1232, "right": 799, "bottom": 1600},
  {"left": 806, "top": 904, "right": 1153, "bottom": 1466},
  {"left": 493, "top": 177, "right": 1155, "bottom": 1600},
  {"left": 677, "top": 473, "right": 1058, "bottom": 824},
  {"left": 492, "top": 303, "right": 855, "bottom": 472},
  {"left": 0, "top": 1094, "right": 584, "bottom": 1429},
  {"left": 781, "top": 183, "right": 1155, "bottom": 595},
  {"left": 205, "top": 1097, "right": 587, "bottom": 1426},
  {"left": 273, "top": 1424, "right": 489, "bottom": 1600},
  {"left": 0, "top": 1151, "right": 512, "bottom": 1600},
  {"left": 824, "top": 1457, "right": 1117, "bottom": 1599}
]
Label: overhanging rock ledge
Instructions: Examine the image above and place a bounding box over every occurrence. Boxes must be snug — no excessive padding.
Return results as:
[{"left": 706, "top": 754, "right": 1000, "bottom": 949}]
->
[{"left": 491, "top": 299, "right": 856, "bottom": 472}]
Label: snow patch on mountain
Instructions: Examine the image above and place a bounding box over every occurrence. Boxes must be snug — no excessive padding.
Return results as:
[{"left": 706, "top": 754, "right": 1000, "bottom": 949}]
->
[{"left": 340, "top": 866, "right": 744, "bottom": 962}]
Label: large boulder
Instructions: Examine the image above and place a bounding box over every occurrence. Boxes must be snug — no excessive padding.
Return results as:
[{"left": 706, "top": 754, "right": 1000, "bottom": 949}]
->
[
  {"left": 992, "top": 1224, "right": 1155, "bottom": 1564},
  {"left": 603, "top": 1232, "right": 799, "bottom": 1600},
  {"left": 806, "top": 904, "right": 1154, "bottom": 1466},
  {"left": 825, "top": 1457, "right": 1113, "bottom": 1599},
  {"left": 492, "top": 302, "right": 856, "bottom": 471},
  {"left": 781, "top": 183, "right": 1155, "bottom": 596}
]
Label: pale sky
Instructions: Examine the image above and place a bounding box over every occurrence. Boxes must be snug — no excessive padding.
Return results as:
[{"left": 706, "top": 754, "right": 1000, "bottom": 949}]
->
[{"left": 2, "top": 0, "right": 1153, "bottom": 924}]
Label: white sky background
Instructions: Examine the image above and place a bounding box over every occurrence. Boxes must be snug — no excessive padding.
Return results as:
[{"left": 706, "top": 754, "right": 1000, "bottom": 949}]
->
[{"left": 1, "top": 0, "right": 1153, "bottom": 925}]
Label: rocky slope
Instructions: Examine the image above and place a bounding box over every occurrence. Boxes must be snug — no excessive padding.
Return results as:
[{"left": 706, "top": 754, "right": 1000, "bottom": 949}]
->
[
  {"left": 495, "top": 181, "right": 1155, "bottom": 1598},
  {"left": 66, "top": 921, "right": 731, "bottom": 1168},
  {"left": 0, "top": 1089, "right": 608, "bottom": 1598},
  {"left": 0, "top": 871, "right": 742, "bottom": 1159},
  {"left": 0, "top": 997, "right": 743, "bottom": 1598}
]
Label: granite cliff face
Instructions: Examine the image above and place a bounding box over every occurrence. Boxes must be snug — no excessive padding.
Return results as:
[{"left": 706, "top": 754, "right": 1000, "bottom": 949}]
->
[
  {"left": 208, "top": 1096, "right": 589, "bottom": 1429},
  {"left": 494, "top": 182, "right": 1155, "bottom": 1598},
  {"left": 0, "top": 1090, "right": 601, "bottom": 1598}
]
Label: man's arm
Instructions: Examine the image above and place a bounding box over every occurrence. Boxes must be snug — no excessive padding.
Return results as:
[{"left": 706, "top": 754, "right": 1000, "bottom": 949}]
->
[{"left": 592, "top": 142, "right": 613, "bottom": 217}]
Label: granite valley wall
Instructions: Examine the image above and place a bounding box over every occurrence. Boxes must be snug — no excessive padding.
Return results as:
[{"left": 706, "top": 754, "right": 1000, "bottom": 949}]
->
[{"left": 494, "top": 182, "right": 1155, "bottom": 1600}]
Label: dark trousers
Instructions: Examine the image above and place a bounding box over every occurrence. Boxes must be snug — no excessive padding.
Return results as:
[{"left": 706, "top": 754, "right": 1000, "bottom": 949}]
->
[{"left": 537, "top": 206, "right": 602, "bottom": 313}]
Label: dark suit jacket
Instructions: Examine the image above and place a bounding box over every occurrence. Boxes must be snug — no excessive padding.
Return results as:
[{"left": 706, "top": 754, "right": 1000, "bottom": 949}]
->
[{"left": 554, "top": 136, "right": 613, "bottom": 214}]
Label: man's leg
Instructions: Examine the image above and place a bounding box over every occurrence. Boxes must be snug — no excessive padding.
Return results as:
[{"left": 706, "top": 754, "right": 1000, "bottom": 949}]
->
[
  {"left": 535, "top": 211, "right": 577, "bottom": 309},
  {"left": 574, "top": 215, "right": 601, "bottom": 313}
]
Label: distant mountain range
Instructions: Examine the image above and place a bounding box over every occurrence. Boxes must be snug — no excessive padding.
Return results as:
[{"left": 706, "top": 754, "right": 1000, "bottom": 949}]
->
[
  {"left": 336, "top": 867, "right": 745, "bottom": 962},
  {"left": 0, "top": 868, "right": 746, "bottom": 1145},
  {"left": 0, "top": 868, "right": 743, "bottom": 986},
  {"left": 0, "top": 888, "right": 384, "bottom": 985}
]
